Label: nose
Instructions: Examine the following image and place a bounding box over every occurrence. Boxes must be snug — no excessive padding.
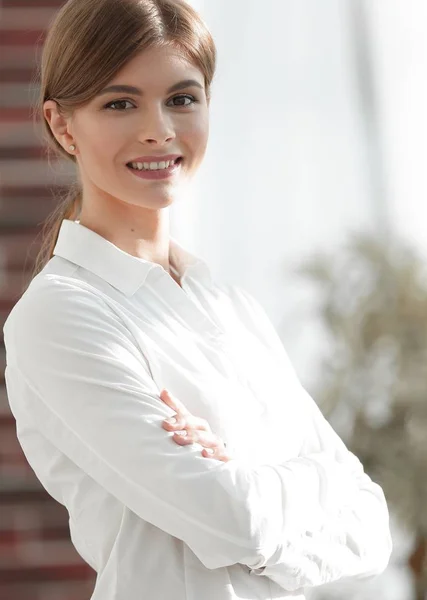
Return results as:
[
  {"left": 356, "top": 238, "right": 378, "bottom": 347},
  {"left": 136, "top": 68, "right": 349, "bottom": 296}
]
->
[{"left": 137, "top": 104, "right": 176, "bottom": 144}]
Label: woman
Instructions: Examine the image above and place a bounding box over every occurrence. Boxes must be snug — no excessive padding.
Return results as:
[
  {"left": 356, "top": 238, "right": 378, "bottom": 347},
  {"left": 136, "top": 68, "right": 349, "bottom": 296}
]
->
[{"left": 3, "top": 0, "right": 392, "bottom": 598}]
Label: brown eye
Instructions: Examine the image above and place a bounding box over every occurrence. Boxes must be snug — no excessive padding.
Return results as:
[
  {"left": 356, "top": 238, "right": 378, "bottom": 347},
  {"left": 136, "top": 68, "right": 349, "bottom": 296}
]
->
[
  {"left": 104, "top": 100, "right": 135, "bottom": 111},
  {"left": 168, "top": 94, "right": 196, "bottom": 107}
]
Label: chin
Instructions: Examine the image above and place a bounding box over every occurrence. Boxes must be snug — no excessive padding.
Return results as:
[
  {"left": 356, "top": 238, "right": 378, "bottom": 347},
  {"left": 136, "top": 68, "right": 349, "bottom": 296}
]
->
[{"left": 130, "top": 195, "right": 176, "bottom": 210}]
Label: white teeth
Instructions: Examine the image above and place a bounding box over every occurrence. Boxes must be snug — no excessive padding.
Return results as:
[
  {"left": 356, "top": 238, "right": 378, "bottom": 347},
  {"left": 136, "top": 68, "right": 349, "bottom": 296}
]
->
[{"left": 129, "top": 159, "right": 178, "bottom": 171}]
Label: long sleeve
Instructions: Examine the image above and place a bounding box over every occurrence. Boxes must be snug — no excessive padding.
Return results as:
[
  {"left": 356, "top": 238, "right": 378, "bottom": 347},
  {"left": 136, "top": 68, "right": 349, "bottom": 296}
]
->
[
  {"left": 2, "top": 277, "right": 284, "bottom": 573},
  {"left": 231, "top": 285, "right": 393, "bottom": 591},
  {"left": 4, "top": 276, "right": 392, "bottom": 585}
]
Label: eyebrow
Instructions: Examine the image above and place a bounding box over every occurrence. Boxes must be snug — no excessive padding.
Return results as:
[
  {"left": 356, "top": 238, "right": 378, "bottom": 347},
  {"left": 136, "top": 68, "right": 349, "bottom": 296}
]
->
[{"left": 96, "top": 79, "right": 204, "bottom": 97}]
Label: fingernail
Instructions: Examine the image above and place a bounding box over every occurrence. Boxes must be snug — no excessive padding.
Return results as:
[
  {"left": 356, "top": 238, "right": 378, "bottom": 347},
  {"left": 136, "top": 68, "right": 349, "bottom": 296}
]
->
[
  {"left": 165, "top": 417, "right": 176, "bottom": 424},
  {"left": 205, "top": 448, "right": 214, "bottom": 454}
]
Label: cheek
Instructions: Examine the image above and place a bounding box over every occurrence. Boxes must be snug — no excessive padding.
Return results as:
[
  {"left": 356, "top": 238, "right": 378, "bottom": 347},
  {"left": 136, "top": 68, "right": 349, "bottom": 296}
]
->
[
  {"left": 76, "top": 121, "right": 132, "bottom": 181},
  {"left": 177, "top": 107, "right": 209, "bottom": 139},
  {"left": 76, "top": 113, "right": 130, "bottom": 157},
  {"left": 96, "top": 127, "right": 128, "bottom": 155},
  {"left": 179, "top": 118, "right": 209, "bottom": 162}
]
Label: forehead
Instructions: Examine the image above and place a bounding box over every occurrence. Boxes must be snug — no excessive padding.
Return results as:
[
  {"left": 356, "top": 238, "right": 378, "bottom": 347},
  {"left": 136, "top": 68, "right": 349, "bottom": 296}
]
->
[{"left": 113, "top": 45, "right": 203, "bottom": 86}]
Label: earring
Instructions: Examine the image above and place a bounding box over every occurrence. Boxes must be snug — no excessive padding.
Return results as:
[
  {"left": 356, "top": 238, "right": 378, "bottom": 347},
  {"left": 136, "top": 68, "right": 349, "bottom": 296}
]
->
[{"left": 69, "top": 144, "right": 76, "bottom": 151}]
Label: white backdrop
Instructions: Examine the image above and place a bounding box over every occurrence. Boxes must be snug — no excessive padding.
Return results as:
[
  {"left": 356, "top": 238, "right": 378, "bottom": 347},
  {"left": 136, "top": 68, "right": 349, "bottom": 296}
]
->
[
  {"left": 173, "top": 0, "right": 380, "bottom": 388},
  {"left": 172, "top": 2, "right": 426, "bottom": 599},
  {"left": 175, "top": 0, "right": 427, "bottom": 389}
]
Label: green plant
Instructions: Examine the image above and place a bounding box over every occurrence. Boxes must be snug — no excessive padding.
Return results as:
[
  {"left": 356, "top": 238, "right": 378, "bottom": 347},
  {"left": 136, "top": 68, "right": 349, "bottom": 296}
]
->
[{"left": 296, "top": 231, "right": 427, "bottom": 600}]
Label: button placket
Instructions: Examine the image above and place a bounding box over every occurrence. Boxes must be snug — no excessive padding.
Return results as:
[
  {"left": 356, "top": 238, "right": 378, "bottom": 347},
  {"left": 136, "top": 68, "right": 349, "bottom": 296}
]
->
[{"left": 151, "top": 270, "right": 266, "bottom": 416}]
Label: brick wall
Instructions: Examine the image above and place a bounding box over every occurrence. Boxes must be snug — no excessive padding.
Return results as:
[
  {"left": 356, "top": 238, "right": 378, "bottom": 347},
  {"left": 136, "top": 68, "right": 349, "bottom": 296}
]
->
[{"left": 1, "top": 1, "right": 96, "bottom": 598}]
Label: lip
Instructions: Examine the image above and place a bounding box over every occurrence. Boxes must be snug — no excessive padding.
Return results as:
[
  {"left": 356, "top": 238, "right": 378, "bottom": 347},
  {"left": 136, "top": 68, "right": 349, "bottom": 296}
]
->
[
  {"left": 126, "top": 154, "right": 182, "bottom": 164},
  {"left": 126, "top": 159, "right": 182, "bottom": 180}
]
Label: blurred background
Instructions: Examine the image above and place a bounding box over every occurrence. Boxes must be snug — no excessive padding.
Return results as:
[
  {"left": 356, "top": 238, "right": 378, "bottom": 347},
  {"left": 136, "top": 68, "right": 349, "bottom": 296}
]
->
[{"left": 1, "top": 0, "right": 427, "bottom": 598}]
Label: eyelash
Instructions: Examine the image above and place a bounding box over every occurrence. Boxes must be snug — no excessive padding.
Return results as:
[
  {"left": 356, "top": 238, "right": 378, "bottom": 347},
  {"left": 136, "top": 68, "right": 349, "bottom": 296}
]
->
[{"left": 104, "top": 94, "right": 197, "bottom": 111}]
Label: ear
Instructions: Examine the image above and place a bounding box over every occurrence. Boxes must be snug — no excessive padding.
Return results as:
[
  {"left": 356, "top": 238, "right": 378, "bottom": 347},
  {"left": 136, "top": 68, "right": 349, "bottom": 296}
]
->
[{"left": 43, "top": 99, "right": 74, "bottom": 151}]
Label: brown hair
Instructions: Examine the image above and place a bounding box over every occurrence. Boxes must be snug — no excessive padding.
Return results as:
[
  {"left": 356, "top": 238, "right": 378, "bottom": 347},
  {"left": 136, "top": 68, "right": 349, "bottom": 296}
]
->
[{"left": 31, "top": 0, "right": 216, "bottom": 278}]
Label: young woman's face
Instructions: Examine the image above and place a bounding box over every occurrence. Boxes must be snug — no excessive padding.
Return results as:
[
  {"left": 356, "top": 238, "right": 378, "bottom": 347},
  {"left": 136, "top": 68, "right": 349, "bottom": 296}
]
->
[{"left": 63, "top": 45, "right": 210, "bottom": 211}]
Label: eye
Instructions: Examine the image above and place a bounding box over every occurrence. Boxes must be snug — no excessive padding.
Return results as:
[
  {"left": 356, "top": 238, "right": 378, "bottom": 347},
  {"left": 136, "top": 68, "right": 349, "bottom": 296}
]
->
[
  {"left": 104, "top": 99, "right": 135, "bottom": 111},
  {"left": 167, "top": 94, "right": 197, "bottom": 108},
  {"left": 103, "top": 94, "right": 197, "bottom": 112}
]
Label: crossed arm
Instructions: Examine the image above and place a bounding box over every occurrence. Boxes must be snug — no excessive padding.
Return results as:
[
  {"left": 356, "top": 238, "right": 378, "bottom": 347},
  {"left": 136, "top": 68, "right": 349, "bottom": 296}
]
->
[{"left": 4, "top": 277, "right": 392, "bottom": 592}]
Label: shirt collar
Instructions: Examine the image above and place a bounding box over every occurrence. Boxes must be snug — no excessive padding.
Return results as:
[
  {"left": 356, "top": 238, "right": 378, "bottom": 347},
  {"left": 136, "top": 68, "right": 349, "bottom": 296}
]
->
[{"left": 52, "top": 219, "right": 214, "bottom": 297}]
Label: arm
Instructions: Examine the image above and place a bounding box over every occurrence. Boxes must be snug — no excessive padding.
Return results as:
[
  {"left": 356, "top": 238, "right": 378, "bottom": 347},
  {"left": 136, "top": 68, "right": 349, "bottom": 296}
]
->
[
  {"left": 3, "top": 276, "right": 273, "bottom": 572},
  {"left": 229, "top": 285, "right": 393, "bottom": 591},
  {"left": 4, "top": 276, "right": 391, "bottom": 582}
]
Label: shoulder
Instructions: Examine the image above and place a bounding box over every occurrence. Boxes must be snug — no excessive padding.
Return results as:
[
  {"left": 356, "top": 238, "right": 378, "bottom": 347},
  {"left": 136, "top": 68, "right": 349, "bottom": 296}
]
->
[
  {"left": 3, "top": 273, "right": 116, "bottom": 353},
  {"left": 10, "top": 272, "right": 106, "bottom": 318}
]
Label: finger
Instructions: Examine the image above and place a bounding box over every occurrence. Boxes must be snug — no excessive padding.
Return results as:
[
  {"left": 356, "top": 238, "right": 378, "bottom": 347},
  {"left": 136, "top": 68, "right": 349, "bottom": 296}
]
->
[
  {"left": 171, "top": 430, "right": 231, "bottom": 462},
  {"left": 202, "top": 446, "right": 232, "bottom": 463},
  {"left": 172, "top": 429, "right": 223, "bottom": 451},
  {"left": 162, "top": 413, "right": 211, "bottom": 433},
  {"left": 160, "top": 389, "right": 191, "bottom": 416}
]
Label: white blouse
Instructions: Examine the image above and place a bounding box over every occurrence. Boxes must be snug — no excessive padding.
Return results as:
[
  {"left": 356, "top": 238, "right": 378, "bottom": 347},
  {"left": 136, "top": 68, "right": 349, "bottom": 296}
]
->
[{"left": 3, "top": 219, "right": 392, "bottom": 600}]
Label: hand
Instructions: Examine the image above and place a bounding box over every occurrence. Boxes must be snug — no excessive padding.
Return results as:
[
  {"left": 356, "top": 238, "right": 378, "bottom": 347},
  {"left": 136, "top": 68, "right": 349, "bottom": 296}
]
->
[{"left": 160, "top": 389, "right": 232, "bottom": 462}]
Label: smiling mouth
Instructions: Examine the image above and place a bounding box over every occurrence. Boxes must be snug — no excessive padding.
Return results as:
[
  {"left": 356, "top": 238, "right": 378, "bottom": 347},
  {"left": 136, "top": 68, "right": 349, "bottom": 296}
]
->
[
  {"left": 125, "top": 157, "right": 184, "bottom": 180},
  {"left": 126, "top": 157, "right": 183, "bottom": 171}
]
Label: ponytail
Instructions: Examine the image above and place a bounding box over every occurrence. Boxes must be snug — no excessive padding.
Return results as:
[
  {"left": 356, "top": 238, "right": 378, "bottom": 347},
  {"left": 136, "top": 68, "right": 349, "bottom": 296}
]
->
[{"left": 31, "top": 185, "right": 82, "bottom": 280}]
